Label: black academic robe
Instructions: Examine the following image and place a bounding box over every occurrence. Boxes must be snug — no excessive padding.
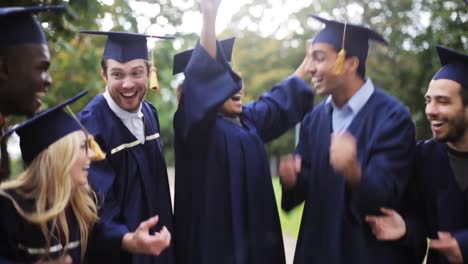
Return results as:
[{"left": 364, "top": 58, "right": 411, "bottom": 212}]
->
[
  {"left": 406, "top": 140, "right": 468, "bottom": 263},
  {"left": 78, "top": 96, "right": 174, "bottom": 264},
  {"left": 173, "top": 42, "right": 314, "bottom": 264},
  {"left": 0, "top": 192, "right": 82, "bottom": 263},
  {"left": 282, "top": 89, "right": 417, "bottom": 264}
]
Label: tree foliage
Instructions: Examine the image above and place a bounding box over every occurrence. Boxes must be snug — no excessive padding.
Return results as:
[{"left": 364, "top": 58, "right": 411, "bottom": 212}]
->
[{"left": 2, "top": 0, "right": 467, "bottom": 165}]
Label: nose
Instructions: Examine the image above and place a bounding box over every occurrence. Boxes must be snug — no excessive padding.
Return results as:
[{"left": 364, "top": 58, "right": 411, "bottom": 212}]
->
[
  {"left": 88, "top": 146, "right": 97, "bottom": 161},
  {"left": 122, "top": 77, "right": 135, "bottom": 89},
  {"left": 43, "top": 70, "right": 52, "bottom": 87},
  {"left": 425, "top": 100, "right": 438, "bottom": 119},
  {"left": 305, "top": 59, "right": 316, "bottom": 77}
]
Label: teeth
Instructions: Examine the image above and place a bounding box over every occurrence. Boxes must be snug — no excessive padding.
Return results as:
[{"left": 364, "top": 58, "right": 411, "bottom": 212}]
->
[{"left": 122, "top": 92, "right": 136, "bottom": 97}]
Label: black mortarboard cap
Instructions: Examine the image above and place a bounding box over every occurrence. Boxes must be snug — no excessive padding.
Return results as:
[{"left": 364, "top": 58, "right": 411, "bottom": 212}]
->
[
  {"left": 309, "top": 14, "right": 388, "bottom": 64},
  {"left": 172, "top": 37, "right": 236, "bottom": 75},
  {"left": 0, "top": 5, "right": 65, "bottom": 48},
  {"left": 79, "top": 30, "right": 174, "bottom": 62},
  {"left": 4, "top": 91, "right": 87, "bottom": 164},
  {"left": 433, "top": 45, "right": 468, "bottom": 89}
]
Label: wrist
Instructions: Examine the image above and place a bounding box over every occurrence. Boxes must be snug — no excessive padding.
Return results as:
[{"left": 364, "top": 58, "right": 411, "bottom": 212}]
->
[{"left": 122, "top": 232, "right": 138, "bottom": 253}]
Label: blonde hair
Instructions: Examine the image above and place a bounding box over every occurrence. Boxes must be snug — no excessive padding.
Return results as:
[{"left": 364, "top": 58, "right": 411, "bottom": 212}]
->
[{"left": 0, "top": 131, "right": 99, "bottom": 262}]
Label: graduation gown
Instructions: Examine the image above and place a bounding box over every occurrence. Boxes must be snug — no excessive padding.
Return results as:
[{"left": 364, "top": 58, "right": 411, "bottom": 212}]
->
[
  {"left": 282, "top": 89, "right": 416, "bottom": 264},
  {"left": 78, "top": 96, "right": 174, "bottom": 264},
  {"left": 0, "top": 192, "right": 82, "bottom": 263},
  {"left": 173, "top": 42, "right": 314, "bottom": 264},
  {"left": 406, "top": 140, "right": 468, "bottom": 263}
]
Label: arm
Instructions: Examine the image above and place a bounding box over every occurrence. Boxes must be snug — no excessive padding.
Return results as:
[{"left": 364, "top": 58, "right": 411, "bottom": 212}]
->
[
  {"left": 281, "top": 117, "right": 311, "bottom": 211},
  {"left": 242, "top": 76, "right": 313, "bottom": 142},
  {"left": 242, "top": 48, "right": 313, "bottom": 142},
  {"left": 349, "top": 109, "right": 416, "bottom": 215},
  {"left": 174, "top": 0, "right": 241, "bottom": 143},
  {"left": 200, "top": 0, "right": 220, "bottom": 59}
]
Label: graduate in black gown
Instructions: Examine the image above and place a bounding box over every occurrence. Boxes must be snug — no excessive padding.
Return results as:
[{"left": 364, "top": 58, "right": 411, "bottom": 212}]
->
[
  {"left": 367, "top": 46, "right": 468, "bottom": 264},
  {"left": 0, "top": 5, "right": 65, "bottom": 181},
  {"left": 0, "top": 92, "right": 172, "bottom": 264},
  {"left": 77, "top": 31, "right": 174, "bottom": 264},
  {"left": 0, "top": 92, "right": 97, "bottom": 264},
  {"left": 173, "top": 0, "right": 314, "bottom": 263},
  {"left": 279, "top": 15, "right": 417, "bottom": 264}
]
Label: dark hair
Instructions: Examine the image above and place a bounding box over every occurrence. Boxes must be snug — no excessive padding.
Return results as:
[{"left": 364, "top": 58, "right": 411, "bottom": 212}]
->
[
  {"left": 344, "top": 53, "right": 365, "bottom": 80},
  {"left": 100, "top": 59, "right": 151, "bottom": 77},
  {"left": 461, "top": 85, "right": 468, "bottom": 107}
]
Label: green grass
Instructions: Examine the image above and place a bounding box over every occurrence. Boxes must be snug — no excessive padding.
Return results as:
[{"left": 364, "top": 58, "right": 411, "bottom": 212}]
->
[{"left": 272, "top": 177, "right": 304, "bottom": 238}]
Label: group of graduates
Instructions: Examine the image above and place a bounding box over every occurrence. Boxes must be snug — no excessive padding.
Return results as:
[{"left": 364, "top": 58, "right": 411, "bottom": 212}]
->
[{"left": 0, "top": 0, "right": 467, "bottom": 263}]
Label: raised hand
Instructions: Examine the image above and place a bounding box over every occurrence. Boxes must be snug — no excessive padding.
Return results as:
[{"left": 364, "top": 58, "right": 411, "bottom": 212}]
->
[
  {"left": 365, "top": 208, "right": 406, "bottom": 240},
  {"left": 279, "top": 154, "right": 301, "bottom": 189},
  {"left": 294, "top": 40, "right": 313, "bottom": 79},
  {"left": 330, "top": 131, "right": 361, "bottom": 187},
  {"left": 201, "top": 0, "right": 222, "bottom": 16},
  {"left": 122, "top": 215, "right": 171, "bottom": 256},
  {"left": 430, "top": 232, "right": 463, "bottom": 264}
]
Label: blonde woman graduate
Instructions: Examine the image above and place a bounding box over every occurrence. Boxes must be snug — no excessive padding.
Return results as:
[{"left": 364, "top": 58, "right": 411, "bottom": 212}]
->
[{"left": 0, "top": 91, "right": 171, "bottom": 264}]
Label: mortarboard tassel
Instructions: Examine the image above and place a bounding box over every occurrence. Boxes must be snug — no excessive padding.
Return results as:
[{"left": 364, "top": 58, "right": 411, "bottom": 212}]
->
[
  {"left": 66, "top": 106, "right": 106, "bottom": 161},
  {"left": 87, "top": 134, "right": 106, "bottom": 161},
  {"left": 332, "top": 22, "right": 347, "bottom": 75},
  {"left": 149, "top": 49, "right": 160, "bottom": 91}
]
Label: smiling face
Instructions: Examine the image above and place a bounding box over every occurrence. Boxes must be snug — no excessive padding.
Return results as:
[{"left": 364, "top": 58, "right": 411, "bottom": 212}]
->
[
  {"left": 425, "top": 79, "right": 468, "bottom": 144},
  {"left": 306, "top": 42, "right": 347, "bottom": 96},
  {"left": 70, "top": 131, "right": 96, "bottom": 186},
  {"left": 102, "top": 58, "right": 149, "bottom": 113},
  {"left": 220, "top": 89, "right": 243, "bottom": 117},
  {"left": 0, "top": 44, "right": 52, "bottom": 116}
]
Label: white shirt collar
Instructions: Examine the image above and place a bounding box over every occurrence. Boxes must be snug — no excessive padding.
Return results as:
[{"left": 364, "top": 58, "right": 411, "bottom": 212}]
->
[{"left": 325, "top": 78, "right": 375, "bottom": 113}]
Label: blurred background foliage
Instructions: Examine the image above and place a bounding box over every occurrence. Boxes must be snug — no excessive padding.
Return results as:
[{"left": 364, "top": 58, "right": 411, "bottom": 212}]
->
[{"left": 1, "top": 0, "right": 467, "bottom": 168}]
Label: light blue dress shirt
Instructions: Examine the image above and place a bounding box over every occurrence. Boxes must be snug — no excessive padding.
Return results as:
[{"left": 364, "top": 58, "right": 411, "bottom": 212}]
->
[{"left": 325, "top": 78, "right": 375, "bottom": 133}]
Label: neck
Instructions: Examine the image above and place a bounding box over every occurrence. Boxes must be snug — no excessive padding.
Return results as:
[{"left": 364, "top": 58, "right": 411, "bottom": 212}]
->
[
  {"left": 332, "top": 75, "right": 365, "bottom": 107},
  {"left": 447, "top": 132, "right": 468, "bottom": 152}
]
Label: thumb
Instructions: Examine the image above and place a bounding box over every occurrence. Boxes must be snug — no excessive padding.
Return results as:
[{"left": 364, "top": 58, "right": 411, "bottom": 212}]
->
[
  {"left": 139, "top": 215, "right": 159, "bottom": 231},
  {"left": 438, "top": 231, "right": 452, "bottom": 240},
  {"left": 380, "top": 207, "right": 396, "bottom": 216},
  {"left": 294, "top": 155, "right": 302, "bottom": 173}
]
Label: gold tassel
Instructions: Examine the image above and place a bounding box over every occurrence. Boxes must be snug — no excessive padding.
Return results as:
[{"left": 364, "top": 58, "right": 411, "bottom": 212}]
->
[
  {"left": 87, "top": 134, "right": 106, "bottom": 161},
  {"left": 332, "top": 21, "right": 347, "bottom": 75},
  {"left": 149, "top": 49, "right": 159, "bottom": 91},
  {"left": 65, "top": 106, "right": 106, "bottom": 161}
]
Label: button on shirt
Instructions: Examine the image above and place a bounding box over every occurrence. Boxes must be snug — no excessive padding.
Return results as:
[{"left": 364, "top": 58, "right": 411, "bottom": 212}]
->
[
  {"left": 103, "top": 89, "right": 145, "bottom": 143},
  {"left": 325, "top": 78, "right": 375, "bottom": 133}
]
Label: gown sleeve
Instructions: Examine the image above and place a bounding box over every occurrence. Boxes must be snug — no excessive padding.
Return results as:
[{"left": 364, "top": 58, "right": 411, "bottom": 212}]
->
[
  {"left": 242, "top": 76, "right": 313, "bottom": 143},
  {"left": 174, "top": 40, "right": 242, "bottom": 144}
]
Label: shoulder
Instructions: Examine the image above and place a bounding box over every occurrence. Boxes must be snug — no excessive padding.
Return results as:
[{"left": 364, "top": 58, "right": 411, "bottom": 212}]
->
[
  {"left": 301, "top": 101, "right": 327, "bottom": 126},
  {"left": 372, "top": 88, "right": 410, "bottom": 117},
  {"left": 416, "top": 138, "right": 444, "bottom": 155}
]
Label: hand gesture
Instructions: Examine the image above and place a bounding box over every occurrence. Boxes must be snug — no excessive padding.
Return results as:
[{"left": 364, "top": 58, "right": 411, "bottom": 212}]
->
[
  {"left": 279, "top": 154, "right": 301, "bottom": 189},
  {"left": 123, "top": 215, "right": 171, "bottom": 256},
  {"left": 330, "top": 132, "right": 361, "bottom": 187},
  {"left": 294, "top": 40, "right": 313, "bottom": 79},
  {"left": 430, "top": 232, "right": 463, "bottom": 264},
  {"left": 35, "top": 255, "right": 72, "bottom": 264},
  {"left": 201, "top": 0, "right": 222, "bottom": 15},
  {"left": 365, "top": 208, "right": 406, "bottom": 240}
]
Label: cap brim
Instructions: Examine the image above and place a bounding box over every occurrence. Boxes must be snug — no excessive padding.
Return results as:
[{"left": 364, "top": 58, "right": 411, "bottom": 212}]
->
[
  {"left": 0, "top": 5, "right": 65, "bottom": 16},
  {"left": 436, "top": 45, "right": 468, "bottom": 67},
  {"left": 79, "top": 30, "right": 175, "bottom": 40},
  {"left": 308, "top": 14, "right": 388, "bottom": 46}
]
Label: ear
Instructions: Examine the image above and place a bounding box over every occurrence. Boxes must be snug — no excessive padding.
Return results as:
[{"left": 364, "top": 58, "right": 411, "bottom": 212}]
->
[
  {"left": 100, "top": 69, "right": 107, "bottom": 82},
  {"left": 0, "top": 56, "right": 8, "bottom": 80},
  {"left": 346, "top": 56, "right": 359, "bottom": 74}
]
